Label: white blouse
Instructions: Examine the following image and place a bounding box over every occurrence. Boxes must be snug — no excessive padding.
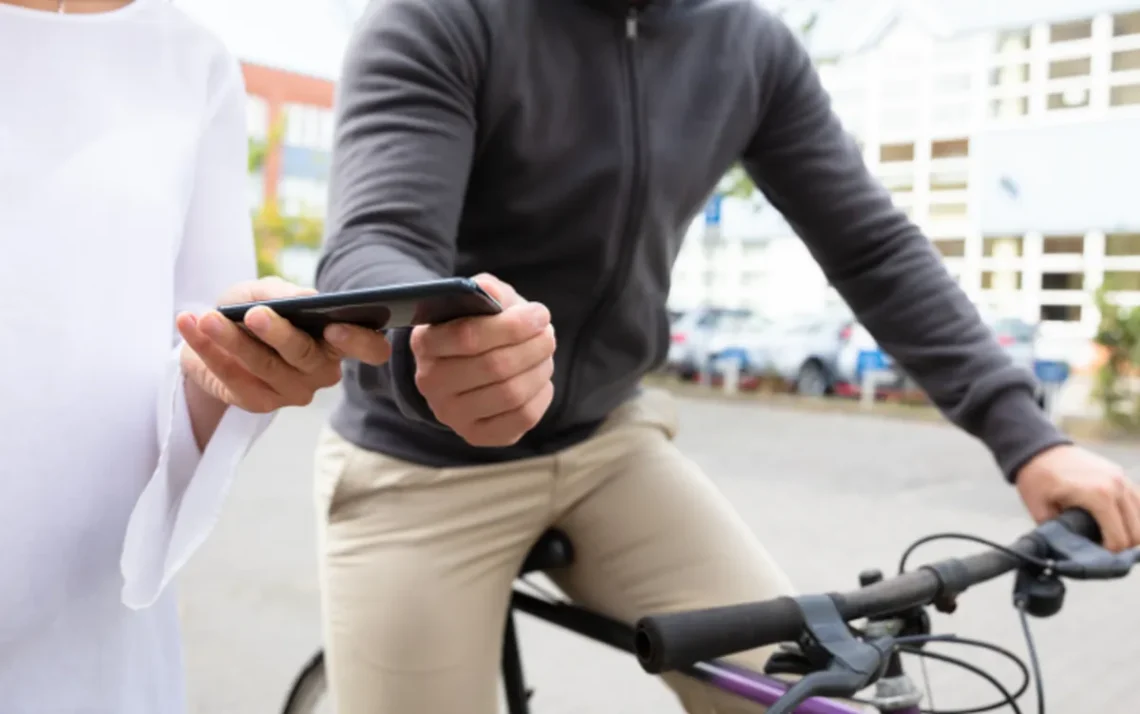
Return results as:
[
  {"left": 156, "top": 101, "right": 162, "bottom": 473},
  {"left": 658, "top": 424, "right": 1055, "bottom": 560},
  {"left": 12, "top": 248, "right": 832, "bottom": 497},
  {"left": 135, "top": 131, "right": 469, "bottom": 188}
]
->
[{"left": 0, "top": 1, "right": 272, "bottom": 711}]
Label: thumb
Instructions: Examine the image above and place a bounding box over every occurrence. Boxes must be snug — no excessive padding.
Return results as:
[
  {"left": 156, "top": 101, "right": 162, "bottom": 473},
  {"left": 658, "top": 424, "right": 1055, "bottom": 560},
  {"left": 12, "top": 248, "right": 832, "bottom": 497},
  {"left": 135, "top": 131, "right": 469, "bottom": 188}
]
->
[{"left": 471, "top": 273, "right": 524, "bottom": 308}]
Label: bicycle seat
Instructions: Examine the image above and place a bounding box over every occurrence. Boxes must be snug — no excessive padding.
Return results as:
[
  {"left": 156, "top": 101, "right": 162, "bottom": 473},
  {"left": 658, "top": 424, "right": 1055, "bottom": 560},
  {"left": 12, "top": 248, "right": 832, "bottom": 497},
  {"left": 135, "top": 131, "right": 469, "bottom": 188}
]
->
[{"left": 519, "top": 529, "right": 574, "bottom": 575}]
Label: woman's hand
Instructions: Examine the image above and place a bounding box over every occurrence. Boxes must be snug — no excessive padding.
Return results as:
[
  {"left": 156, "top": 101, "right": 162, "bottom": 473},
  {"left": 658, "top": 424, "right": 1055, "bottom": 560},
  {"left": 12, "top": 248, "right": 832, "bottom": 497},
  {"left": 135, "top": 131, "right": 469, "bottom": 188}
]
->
[{"left": 178, "top": 277, "right": 391, "bottom": 414}]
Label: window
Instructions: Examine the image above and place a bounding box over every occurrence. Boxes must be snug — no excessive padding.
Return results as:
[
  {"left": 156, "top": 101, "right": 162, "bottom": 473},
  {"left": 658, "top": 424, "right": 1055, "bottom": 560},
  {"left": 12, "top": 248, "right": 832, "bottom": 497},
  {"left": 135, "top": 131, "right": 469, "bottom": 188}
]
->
[
  {"left": 1104, "top": 271, "right": 1140, "bottom": 291},
  {"left": 930, "top": 170, "right": 969, "bottom": 191},
  {"left": 990, "top": 96, "right": 1029, "bottom": 117},
  {"left": 931, "top": 138, "right": 969, "bottom": 159},
  {"left": 283, "top": 104, "right": 334, "bottom": 150},
  {"left": 981, "top": 271, "right": 1023, "bottom": 289},
  {"left": 1110, "top": 84, "right": 1140, "bottom": 106},
  {"left": 319, "top": 110, "right": 337, "bottom": 151},
  {"left": 1040, "top": 305, "right": 1083, "bottom": 322},
  {"left": 246, "top": 95, "right": 269, "bottom": 141},
  {"left": 1042, "top": 235, "right": 1084, "bottom": 254},
  {"left": 277, "top": 177, "right": 329, "bottom": 218},
  {"left": 880, "top": 78, "right": 921, "bottom": 103},
  {"left": 990, "top": 64, "right": 1030, "bottom": 85},
  {"left": 1049, "top": 19, "right": 1093, "bottom": 44},
  {"left": 931, "top": 102, "right": 973, "bottom": 129},
  {"left": 929, "top": 203, "right": 969, "bottom": 219},
  {"left": 878, "top": 105, "right": 922, "bottom": 138},
  {"left": 1111, "top": 49, "right": 1140, "bottom": 73},
  {"left": 1048, "top": 57, "right": 1092, "bottom": 80},
  {"left": 880, "top": 173, "right": 915, "bottom": 192},
  {"left": 984, "top": 236, "right": 1024, "bottom": 257},
  {"left": 1113, "top": 10, "right": 1140, "bottom": 37},
  {"left": 932, "top": 238, "right": 966, "bottom": 257},
  {"left": 1047, "top": 88, "right": 1090, "bottom": 110},
  {"left": 879, "top": 143, "right": 915, "bottom": 163},
  {"left": 933, "top": 73, "right": 972, "bottom": 94},
  {"left": 1106, "top": 233, "right": 1140, "bottom": 256},
  {"left": 994, "top": 29, "right": 1031, "bottom": 52},
  {"left": 1041, "top": 272, "right": 1085, "bottom": 290}
]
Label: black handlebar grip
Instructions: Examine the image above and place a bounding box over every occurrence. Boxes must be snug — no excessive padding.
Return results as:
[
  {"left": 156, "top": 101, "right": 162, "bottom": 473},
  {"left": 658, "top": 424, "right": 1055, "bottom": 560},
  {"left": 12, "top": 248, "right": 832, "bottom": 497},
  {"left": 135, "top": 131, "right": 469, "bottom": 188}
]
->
[
  {"left": 1056, "top": 507, "right": 1102, "bottom": 544},
  {"left": 634, "top": 596, "right": 803, "bottom": 674}
]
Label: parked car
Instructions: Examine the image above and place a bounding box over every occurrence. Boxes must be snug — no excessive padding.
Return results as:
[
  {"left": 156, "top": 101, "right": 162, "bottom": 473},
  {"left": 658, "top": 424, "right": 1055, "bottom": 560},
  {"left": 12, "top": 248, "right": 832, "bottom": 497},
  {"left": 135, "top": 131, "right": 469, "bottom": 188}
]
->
[
  {"left": 708, "top": 310, "right": 857, "bottom": 396},
  {"left": 834, "top": 310, "right": 1043, "bottom": 399},
  {"left": 667, "top": 307, "right": 752, "bottom": 380}
]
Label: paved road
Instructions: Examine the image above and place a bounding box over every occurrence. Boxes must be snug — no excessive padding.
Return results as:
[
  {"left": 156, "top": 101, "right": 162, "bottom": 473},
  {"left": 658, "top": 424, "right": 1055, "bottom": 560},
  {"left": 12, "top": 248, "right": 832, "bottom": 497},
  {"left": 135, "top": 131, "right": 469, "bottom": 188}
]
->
[{"left": 181, "top": 389, "right": 1140, "bottom": 713}]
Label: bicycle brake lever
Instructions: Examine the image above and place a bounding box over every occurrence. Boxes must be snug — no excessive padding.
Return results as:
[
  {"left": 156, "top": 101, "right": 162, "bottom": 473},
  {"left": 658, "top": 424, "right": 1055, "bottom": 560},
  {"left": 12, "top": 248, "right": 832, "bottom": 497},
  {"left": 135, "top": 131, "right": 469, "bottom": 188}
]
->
[
  {"left": 767, "top": 666, "right": 883, "bottom": 714},
  {"left": 1034, "top": 521, "right": 1134, "bottom": 580},
  {"left": 767, "top": 595, "right": 891, "bottom": 714}
]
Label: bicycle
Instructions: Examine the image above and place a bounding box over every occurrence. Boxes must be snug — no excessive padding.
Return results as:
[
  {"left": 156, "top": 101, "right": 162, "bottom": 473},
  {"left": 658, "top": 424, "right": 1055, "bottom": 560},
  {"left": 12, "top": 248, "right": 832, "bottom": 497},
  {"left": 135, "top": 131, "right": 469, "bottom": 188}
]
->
[{"left": 281, "top": 508, "right": 1139, "bottom": 713}]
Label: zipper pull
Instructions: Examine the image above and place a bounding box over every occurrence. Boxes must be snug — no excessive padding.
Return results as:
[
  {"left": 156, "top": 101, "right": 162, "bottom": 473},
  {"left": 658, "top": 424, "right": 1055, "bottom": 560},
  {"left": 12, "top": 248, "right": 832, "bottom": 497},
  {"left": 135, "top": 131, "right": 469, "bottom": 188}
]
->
[{"left": 626, "top": 8, "right": 638, "bottom": 39}]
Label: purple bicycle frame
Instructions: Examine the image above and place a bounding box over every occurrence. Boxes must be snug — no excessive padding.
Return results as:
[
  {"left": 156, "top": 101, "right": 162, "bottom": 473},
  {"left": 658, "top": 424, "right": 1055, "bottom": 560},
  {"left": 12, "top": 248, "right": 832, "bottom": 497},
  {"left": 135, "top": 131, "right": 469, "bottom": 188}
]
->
[
  {"left": 685, "top": 659, "right": 921, "bottom": 714},
  {"left": 510, "top": 591, "right": 922, "bottom": 714}
]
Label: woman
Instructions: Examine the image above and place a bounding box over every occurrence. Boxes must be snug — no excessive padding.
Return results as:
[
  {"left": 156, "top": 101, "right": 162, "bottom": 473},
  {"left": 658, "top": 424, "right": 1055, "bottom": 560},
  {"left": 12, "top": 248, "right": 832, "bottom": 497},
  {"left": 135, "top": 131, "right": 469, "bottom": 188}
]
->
[{"left": 0, "top": 0, "right": 389, "bottom": 711}]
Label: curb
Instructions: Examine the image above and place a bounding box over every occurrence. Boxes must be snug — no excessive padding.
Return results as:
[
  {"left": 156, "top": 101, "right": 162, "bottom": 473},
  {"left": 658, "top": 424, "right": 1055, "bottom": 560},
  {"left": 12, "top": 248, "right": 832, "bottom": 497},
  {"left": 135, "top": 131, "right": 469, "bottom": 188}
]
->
[{"left": 641, "top": 375, "right": 1140, "bottom": 446}]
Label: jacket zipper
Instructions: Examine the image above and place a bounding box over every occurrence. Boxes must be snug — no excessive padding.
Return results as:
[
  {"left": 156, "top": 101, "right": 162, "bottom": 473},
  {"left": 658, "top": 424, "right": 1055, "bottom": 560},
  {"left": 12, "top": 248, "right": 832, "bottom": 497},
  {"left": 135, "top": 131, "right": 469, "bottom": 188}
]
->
[{"left": 546, "top": 7, "right": 647, "bottom": 429}]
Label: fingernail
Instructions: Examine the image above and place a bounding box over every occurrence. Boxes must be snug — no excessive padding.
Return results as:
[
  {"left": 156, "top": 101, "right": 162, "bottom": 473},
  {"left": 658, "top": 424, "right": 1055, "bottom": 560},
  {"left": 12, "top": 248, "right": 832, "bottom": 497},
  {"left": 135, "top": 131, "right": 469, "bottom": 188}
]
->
[
  {"left": 325, "top": 325, "right": 349, "bottom": 343},
  {"left": 245, "top": 308, "right": 271, "bottom": 332},
  {"left": 201, "top": 314, "right": 224, "bottom": 338}
]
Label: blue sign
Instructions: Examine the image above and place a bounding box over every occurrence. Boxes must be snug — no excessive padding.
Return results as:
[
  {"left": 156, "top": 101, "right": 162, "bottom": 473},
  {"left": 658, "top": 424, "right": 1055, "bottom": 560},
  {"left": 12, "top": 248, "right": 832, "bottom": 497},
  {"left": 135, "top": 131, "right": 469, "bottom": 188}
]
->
[
  {"left": 704, "top": 193, "right": 723, "bottom": 226},
  {"left": 856, "top": 349, "right": 891, "bottom": 381},
  {"left": 1033, "top": 359, "right": 1070, "bottom": 385}
]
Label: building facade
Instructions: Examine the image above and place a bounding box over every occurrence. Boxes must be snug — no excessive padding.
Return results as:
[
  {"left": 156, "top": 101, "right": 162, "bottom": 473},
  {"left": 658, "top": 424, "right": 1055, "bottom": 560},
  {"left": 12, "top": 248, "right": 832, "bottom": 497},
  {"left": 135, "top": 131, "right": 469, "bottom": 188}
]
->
[
  {"left": 670, "top": 1, "right": 1140, "bottom": 362},
  {"left": 242, "top": 62, "right": 337, "bottom": 218}
]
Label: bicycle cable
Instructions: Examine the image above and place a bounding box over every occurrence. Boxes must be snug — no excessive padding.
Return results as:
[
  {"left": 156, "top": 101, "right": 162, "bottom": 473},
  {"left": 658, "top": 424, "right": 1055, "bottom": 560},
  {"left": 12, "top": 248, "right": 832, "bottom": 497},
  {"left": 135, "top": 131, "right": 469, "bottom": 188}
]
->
[
  {"left": 891, "top": 634, "right": 1030, "bottom": 714},
  {"left": 1015, "top": 603, "right": 1045, "bottom": 714},
  {"left": 893, "top": 530, "right": 1052, "bottom": 714},
  {"left": 897, "top": 532, "right": 1052, "bottom": 575}
]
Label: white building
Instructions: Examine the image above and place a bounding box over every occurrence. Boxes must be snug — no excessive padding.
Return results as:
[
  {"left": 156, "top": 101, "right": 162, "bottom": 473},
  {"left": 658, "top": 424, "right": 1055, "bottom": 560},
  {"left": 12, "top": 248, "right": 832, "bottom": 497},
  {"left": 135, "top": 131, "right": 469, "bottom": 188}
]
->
[{"left": 670, "top": 0, "right": 1140, "bottom": 365}]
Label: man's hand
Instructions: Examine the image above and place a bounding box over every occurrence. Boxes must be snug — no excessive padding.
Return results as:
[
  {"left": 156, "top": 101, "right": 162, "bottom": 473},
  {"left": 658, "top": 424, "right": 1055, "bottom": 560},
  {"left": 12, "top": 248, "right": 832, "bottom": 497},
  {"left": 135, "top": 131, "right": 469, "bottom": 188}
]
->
[
  {"left": 178, "top": 277, "right": 392, "bottom": 414},
  {"left": 410, "top": 273, "right": 556, "bottom": 447},
  {"left": 1016, "top": 444, "right": 1140, "bottom": 552}
]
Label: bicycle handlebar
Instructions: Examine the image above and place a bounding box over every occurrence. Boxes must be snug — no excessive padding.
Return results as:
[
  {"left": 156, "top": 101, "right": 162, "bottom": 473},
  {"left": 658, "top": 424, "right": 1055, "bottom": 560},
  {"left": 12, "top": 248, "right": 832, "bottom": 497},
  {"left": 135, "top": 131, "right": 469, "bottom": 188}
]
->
[{"left": 635, "top": 509, "right": 1102, "bottom": 674}]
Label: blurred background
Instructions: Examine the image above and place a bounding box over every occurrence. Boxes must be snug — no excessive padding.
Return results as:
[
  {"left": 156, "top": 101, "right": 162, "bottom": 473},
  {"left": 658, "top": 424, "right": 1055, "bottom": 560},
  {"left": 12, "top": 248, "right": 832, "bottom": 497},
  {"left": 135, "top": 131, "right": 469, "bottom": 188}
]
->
[
  {"left": 170, "top": 1, "right": 1140, "bottom": 712},
  {"left": 178, "top": 0, "right": 1140, "bottom": 431}
]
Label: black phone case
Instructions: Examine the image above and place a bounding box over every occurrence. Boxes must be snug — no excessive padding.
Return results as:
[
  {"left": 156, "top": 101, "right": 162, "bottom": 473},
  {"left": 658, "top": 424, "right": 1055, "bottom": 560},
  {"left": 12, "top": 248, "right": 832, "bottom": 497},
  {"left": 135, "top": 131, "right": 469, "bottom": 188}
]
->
[{"left": 217, "top": 278, "right": 502, "bottom": 339}]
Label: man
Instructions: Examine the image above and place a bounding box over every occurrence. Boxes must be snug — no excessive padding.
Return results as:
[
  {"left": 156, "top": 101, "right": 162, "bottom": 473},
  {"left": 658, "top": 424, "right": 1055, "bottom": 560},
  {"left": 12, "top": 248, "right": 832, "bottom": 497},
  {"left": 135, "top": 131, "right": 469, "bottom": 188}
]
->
[{"left": 313, "top": 0, "right": 1140, "bottom": 711}]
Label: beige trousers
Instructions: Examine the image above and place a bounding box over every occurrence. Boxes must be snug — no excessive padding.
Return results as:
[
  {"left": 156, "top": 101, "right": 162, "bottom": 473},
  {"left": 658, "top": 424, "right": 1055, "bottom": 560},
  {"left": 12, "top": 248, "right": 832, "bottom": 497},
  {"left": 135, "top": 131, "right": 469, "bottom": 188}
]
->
[{"left": 314, "top": 388, "right": 796, "bottom": 713}]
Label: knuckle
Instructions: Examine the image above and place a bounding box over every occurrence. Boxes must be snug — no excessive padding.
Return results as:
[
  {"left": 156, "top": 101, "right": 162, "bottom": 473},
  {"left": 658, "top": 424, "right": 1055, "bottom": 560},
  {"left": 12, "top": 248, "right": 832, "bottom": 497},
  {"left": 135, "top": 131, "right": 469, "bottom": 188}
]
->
[
  {"left": 484, "top": 350, "right": 516, "bottom": 381},
  {"left": 293, "top": 334, "right": 323, "bottom": 368},
  {"left": 499, "top": 379, "right": 532, "bottom": 411},
  {"left": 455, "top": 321, "right": 482, "bottom": 355},
  {"left": 1094, "top": 482, "right": 1118, "bottom": 499}
]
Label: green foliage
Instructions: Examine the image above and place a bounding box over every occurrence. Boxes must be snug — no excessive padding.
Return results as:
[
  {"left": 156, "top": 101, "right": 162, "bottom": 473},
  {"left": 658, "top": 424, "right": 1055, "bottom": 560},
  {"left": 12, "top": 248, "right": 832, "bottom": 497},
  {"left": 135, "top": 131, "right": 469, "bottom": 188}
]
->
[
  {"left": 247, "top": 115, "right": 325, "bottom": 279},
  {"left": 1092, "top": 286, "right": 1140, "bottom": 429},
  {"left": 720, "top": 165, "right": 757, "bottom": 199}
]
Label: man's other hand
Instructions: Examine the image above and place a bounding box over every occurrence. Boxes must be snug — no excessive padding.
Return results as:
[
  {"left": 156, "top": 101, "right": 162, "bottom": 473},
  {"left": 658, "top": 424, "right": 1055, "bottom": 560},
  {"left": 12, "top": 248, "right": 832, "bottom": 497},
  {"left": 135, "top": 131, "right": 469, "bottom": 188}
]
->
[{"left": 1016, "top": 444, "right": 1140, "bottom": 552}]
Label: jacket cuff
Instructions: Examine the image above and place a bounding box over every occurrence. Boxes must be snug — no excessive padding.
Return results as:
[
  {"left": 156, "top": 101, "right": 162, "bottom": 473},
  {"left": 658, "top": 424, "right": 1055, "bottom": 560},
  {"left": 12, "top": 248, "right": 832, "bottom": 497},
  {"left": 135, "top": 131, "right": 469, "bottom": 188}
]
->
[
  {"left": 977, "top": 388, "right": 1072, "bottom": 482},
  {"left": 387, "top": 327, "right": 444, "bottom": 426}
]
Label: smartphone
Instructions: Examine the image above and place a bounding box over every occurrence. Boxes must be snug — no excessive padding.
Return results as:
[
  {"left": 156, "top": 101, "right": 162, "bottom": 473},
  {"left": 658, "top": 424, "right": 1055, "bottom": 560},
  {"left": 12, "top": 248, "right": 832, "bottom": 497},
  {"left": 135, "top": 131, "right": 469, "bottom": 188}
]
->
[{"left": 217, "top": 277, "right": 503, "bottom": 339}]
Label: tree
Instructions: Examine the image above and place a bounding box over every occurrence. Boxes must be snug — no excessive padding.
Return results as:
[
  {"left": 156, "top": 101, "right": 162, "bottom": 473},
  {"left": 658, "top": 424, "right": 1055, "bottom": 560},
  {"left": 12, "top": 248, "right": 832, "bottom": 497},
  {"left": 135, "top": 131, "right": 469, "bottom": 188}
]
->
[
  {"left": 1093, "top": 286, "right": 1140, "bottom": 429},
  {"left": 248, "top": 116, "right": 326, "bottom": 278}
]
